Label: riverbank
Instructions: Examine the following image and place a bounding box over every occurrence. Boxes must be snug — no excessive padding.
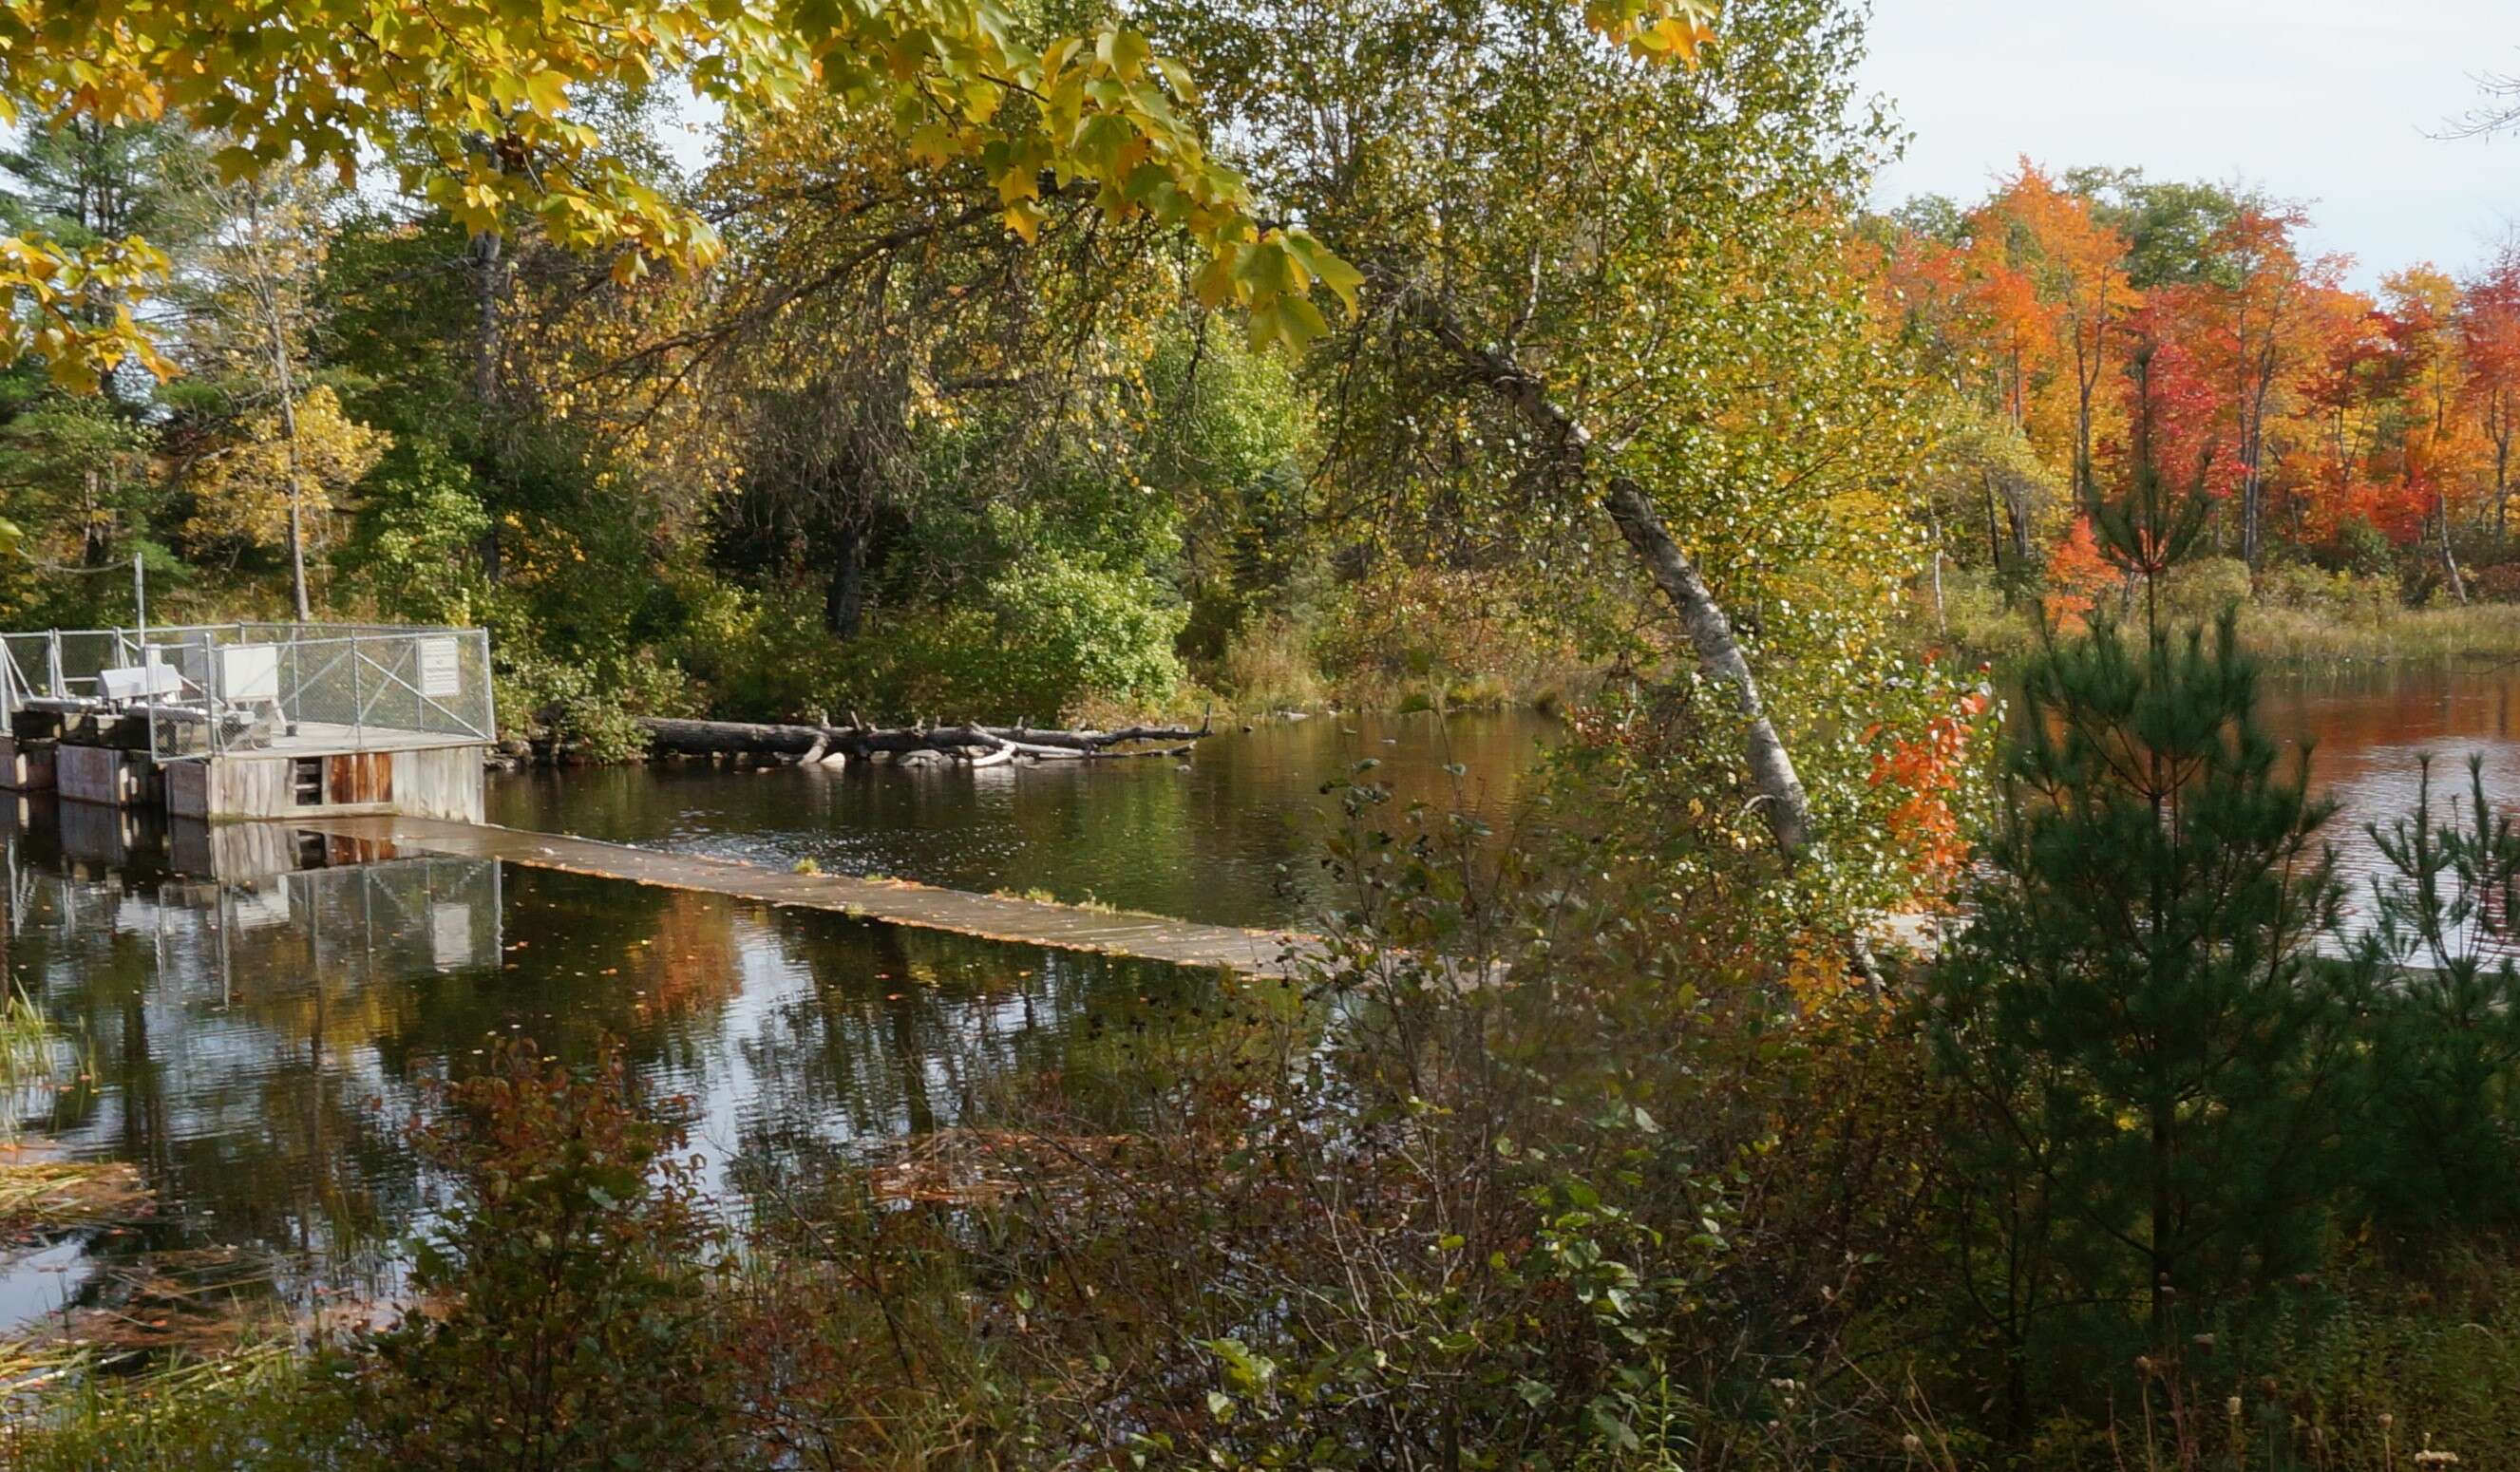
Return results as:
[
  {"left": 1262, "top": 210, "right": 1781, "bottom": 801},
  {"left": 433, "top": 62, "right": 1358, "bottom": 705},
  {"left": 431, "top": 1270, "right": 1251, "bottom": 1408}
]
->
[{"left": 1938, "top": 589, "right": 2520, "bottom": 668}]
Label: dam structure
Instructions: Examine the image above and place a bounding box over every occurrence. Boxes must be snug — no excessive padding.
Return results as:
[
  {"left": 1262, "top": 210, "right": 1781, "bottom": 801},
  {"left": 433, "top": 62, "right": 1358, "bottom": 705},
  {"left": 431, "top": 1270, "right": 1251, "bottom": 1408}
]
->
[{"left": 0, "top": 622, "right": 495, "bottom": 822}]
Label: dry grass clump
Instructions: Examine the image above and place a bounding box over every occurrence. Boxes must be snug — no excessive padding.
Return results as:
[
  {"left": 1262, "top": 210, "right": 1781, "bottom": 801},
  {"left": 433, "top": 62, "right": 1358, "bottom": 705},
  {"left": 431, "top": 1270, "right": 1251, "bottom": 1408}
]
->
[
  {"left": 0, "top": 1162, "right": 148, "bottom": 1241},
  {"left": 20, "top": 1248, "right": 283, "bottom": 1361},
  {"left": 864, "top": 1127, "right": 1135, "bottom": 1207}
]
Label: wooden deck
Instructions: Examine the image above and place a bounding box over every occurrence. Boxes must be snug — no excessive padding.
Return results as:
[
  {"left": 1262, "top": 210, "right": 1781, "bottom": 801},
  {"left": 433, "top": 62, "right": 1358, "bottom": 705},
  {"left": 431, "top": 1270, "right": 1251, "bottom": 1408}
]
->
[
  {"left": 247, "top": 722, "right": 493, "bottom": 755},
  {"left": 291, "top": 815, "right": 1317, "bottom": 978}
]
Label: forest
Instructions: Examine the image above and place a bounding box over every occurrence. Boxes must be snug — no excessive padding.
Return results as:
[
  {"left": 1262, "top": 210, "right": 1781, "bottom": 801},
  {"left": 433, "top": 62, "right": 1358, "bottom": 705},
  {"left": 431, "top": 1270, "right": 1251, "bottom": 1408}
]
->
[
  {"left": 3, "top": 0, "right": 2520, "bottom": 1468},
  {"left": 3, "top": 9, "right": 2511, "bottom": 758}
]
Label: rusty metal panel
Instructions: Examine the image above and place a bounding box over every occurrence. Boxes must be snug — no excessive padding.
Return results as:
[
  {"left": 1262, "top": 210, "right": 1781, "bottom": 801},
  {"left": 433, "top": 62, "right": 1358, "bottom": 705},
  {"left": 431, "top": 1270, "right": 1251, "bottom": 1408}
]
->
[{"left": 327, "top": 751, "right": 393, "bottom": 805}]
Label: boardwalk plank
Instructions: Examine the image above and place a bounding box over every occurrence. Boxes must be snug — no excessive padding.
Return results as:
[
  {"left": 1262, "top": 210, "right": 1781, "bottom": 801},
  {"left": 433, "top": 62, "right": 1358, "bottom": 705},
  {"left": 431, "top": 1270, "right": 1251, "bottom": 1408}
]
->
[{"left": 288, "top": 816, "right": 1318, "bottom": 978}]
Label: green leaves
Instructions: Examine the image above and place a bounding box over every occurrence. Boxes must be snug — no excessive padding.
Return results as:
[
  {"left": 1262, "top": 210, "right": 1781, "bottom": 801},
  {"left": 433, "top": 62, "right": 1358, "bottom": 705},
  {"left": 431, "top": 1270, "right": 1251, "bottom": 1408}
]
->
[{"left": 0, "top": 0, "right": 1417, "bottom": 383}]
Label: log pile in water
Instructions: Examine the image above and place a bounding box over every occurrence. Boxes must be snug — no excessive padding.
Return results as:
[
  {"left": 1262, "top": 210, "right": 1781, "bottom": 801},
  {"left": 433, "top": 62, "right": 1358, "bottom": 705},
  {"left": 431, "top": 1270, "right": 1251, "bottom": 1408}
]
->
[{"left": 637, "top": 715, "right": 1211, "bottom": 767}]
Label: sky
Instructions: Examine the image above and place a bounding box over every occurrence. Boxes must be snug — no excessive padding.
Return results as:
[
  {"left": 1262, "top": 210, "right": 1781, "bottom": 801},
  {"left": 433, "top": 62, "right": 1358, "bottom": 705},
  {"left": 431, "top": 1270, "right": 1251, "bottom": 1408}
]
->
[{"left": 1855, "top": 0, "right": 2520, "bottom": 290}]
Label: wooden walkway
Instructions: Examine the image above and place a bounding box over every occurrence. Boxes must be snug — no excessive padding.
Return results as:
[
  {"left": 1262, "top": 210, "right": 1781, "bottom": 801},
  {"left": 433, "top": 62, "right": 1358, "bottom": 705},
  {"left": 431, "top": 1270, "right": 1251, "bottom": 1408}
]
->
[{"left": 294, "top": 815, "right": 1316, "bottom": 978}]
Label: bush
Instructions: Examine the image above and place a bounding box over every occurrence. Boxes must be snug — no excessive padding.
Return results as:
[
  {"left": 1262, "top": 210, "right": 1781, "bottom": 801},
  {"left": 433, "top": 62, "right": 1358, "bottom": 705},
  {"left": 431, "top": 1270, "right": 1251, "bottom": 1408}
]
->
[
  {"left": 1309, "top": 566, "right": 1591, "bottom": 710},
  {"left": 820, "top": 552, "right": 1186, "bottom": 723},
  {"left": 2471, "top": 560, "right": 2520, "bottom": 602},
  {"left": 2159, "top": 555, "right": 2253, "bottom": 624},
  {"left": 349, "top": 1038, "right": 739, "bottom": 1471},
  {"left": 980, "top": 553, "right": 1186, "bottom": 718},
  {"left": 493, "top": 644, "right": 687, "bottom": 762},
  {"left": 341, "top": 437, "right": 490, "bottom": 627},
  {"left": 2255, "top": 562, "right": 2397, "bottom": 619},
  {"left": 1215, "top": 613, "right": 1328, "bottom": 710},
  {"left": 2329, "top": 518, "right": 2399, "bottom": 579}
]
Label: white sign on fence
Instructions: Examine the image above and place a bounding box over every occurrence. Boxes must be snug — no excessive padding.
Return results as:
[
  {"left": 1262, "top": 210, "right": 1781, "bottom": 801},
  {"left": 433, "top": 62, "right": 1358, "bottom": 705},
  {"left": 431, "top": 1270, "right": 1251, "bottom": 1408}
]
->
[
  {"left": 417, "top": 636, "right": 463, "bottom": 700},
  {"left": 219, "top": 645, "right": 280, "bottom": 703}
]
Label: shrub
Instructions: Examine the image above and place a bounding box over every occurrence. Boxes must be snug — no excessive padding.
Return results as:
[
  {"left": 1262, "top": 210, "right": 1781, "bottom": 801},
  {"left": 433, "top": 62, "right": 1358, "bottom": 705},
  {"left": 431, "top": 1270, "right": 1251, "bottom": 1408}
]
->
[
  {"left": 1309, "top": 566, "right": 1590, "bottom": 709},
  {"left": 493, "top": 645, "right": 686, "bottom": 763},
  {"left": 2470, "top": 560, "right": 2520, "bottom": 602},
  {"left": 1215, "top": 613, "right": 1328, "bottom": 710},
  {"left": 2255, "top": 562, "right": 2397, "bottom": 619},
  {"left": 2159, "top": 555, "right": 2253, "bottom": 624},
  {"left": 349, "top": 1037, "right": 739, "bottom": 1472},
  {"left": 341, "top": 437, "right": 491, "bottom": 627},
  {"left": 980, "top": 553, "right": 1186, "bottom": 718}
]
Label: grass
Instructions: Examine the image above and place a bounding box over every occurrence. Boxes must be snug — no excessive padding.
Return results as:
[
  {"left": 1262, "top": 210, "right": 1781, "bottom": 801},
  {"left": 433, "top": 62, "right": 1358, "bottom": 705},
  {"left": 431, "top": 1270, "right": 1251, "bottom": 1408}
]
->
[
  {"left": 0, "top": 1341, "right": 341, "bottom": 1472},
  {"left": 0, "top": 991, "right": 88, "bottom": 1147},
  {"left": 2236, "top": 600, "right": 2520, "bottom": 664},
  {"left": 1931, "top": 568, "right": 2520, "bottom": 669},
  {"left": 989, "top": 885, "right": 1125, "bottom": 915},
  {"left": 0, "top": 1161, "right": 148, "bottom": 1237}
]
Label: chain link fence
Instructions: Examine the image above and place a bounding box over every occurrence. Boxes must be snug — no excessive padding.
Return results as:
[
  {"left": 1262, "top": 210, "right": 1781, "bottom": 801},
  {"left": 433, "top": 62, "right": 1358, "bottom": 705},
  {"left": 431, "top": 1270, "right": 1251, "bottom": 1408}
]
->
[{"left": 0, "top": 624, "right": 495, "bottom": 762}]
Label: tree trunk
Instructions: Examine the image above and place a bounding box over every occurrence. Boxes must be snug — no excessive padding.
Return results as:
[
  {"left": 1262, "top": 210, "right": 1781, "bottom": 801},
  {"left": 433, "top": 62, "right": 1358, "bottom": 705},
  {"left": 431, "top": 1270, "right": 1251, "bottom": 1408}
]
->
[
  {"left": 824, "top": 518, "right": 869, "bottom": 639},
  {"left": 2150, "top": 1104, "right": 2175, "bottom": 1343},
  {"left": 2002, "top": 477, "right": 2032, "bottom": 565},
  {"left": 2495, "top": 430, "right": 2511, "bottom": 541},
  {"left": 1981, "top": 470, "right": 2002, "bottom": 571},
  {"left": 2438, "top": 490, "right": 2469, "bottom": 605},
  {"left": 79, "top": 468, "right": 107, "bottom": 568},
  {"left": 272, "top": 312, "right": 311, "bottom": 622},
  {"left": 1409, "top": 300, "right": 1814, "bottom": 860},
  {"left": 1928, "top": 510, "right": 1947, "bottom": 635},
  {"left": 642, "top": 718, "right": 828, "bottom": 759},
  {"left": 469, "top": 230, "right": 508, "bottom": 584},
  {"left": 469, "top": 230, "right": 505, "bottom": 406},
  {"left": 1603, "top": 480, "right": 1813, "bottom": 857}
]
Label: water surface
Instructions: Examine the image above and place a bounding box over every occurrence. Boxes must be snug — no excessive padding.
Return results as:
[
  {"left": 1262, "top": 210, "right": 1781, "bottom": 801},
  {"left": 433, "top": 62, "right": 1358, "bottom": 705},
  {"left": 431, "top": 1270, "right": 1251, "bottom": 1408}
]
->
[
  {"left": 491, "top": 674, "right": 2520, "bottom": 932},
  {"left": 490, "top": 711, "right": 1558, "bottom": 929},
  {"left": 0, "top": 811, "right": 1215, "bottom": 1333}
]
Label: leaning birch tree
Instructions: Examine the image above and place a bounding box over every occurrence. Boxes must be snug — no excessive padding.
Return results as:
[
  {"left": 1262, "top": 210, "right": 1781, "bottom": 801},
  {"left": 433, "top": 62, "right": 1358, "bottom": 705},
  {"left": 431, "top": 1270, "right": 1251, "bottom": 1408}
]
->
[{"left": 1146, "top": 0, "right": 1923, "bottom": 879}]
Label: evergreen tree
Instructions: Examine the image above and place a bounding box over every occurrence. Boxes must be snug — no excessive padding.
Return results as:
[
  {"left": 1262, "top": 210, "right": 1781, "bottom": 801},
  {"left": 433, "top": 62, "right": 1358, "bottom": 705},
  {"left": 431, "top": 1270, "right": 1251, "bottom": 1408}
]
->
[
  {"left": 1927, "top": 348, "right": 2366, "bottom": 1422},
  {"left": 2353, "top": 754, "right": 2520, "bottom": 1243}
]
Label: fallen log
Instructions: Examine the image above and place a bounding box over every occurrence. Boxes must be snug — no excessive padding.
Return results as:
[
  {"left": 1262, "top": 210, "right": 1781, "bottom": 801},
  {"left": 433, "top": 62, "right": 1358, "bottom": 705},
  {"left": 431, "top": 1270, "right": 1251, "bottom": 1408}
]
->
[
  {"left": 642, "top": 718, "right": 826, "bottom": 759},
  {"left": 978, "top": 720, "right": 1210, "bottom": 751},
  {"left": 635, "top": 715, "right": 1210, "bottom": 766}
]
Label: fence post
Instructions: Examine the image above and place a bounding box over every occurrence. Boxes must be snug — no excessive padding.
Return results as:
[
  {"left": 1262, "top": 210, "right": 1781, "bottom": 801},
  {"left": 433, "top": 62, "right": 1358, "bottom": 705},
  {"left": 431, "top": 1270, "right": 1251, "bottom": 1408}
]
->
[
  {"left": 351, "top": 635, "right": 366, "bottom": 750},
  {"left": 477, "top": 632, "right": 496, "bottom": 740},
  {"left": 201, "top": 630, "right": 219, "bottom": 756},
  {"left": 47, "top": 632, "right": 62, "bottom": 700}
]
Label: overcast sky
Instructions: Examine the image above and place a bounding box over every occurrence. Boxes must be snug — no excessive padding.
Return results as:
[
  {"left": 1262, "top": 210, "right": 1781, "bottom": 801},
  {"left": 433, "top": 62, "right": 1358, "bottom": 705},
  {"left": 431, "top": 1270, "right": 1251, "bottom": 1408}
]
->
[{"left": 1855, "top": 0, "right": 2520, "bottom": 289}]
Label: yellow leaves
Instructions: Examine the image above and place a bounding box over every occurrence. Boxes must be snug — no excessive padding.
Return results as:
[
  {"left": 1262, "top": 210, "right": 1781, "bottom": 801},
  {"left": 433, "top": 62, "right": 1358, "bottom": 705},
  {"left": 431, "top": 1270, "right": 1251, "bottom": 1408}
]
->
[
  {"left": 1281, "top": 231, "right": 1364, "bottom": 318},
  {"left": 1094, "top": 27, "right": 1151, "bottom": 82},
  {"left": 0, "top": 0, "right": 1412, "bottom": 380},
  {"left": 1186, "top": 230, "right": 1367, "bottom": 350},
  {"left": 185, "top": 386, "right": 390, "bottom": 554},
  {"left": 905, "top": 122, "right": 959, "bottom": 167},
  {"left": 0, "top": 230, "right": 171, "bottom": 389},
  {"left": 524, "top": 68, "right": 573, "bottom": 115},
  {"left": 1580, "top": 0, "right": 1722, "bottom": 63},
  {"left": 1629, "top": 13, "right": 1718, "bottom": 64}
]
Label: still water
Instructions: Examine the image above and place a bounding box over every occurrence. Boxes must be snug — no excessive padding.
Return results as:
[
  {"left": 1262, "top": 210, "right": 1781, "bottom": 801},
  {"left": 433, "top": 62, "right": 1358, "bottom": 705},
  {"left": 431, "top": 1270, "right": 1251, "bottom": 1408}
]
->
[
  {"left": 488, "top": 711, "right": 1558, "bottom": 930},
  {"left": 489, "top": 671, "right": 2520, "bottom": 931},
  {"left": 3, "top": 667, "right": 2518, "bottom": 1337},
  {"left": 2263, "top": 664, "right": 2520, "bottom": 903},
  {"left": 0, "top": 813, "right": 1211, "bottom": 1333}
]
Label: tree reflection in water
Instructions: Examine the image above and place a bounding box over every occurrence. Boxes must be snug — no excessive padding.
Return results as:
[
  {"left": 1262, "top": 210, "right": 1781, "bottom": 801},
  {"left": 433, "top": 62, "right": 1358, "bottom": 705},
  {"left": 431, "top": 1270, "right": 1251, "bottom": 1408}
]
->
[{"left": 0, "top": 800, "right": 1220, "bottom": 1334}]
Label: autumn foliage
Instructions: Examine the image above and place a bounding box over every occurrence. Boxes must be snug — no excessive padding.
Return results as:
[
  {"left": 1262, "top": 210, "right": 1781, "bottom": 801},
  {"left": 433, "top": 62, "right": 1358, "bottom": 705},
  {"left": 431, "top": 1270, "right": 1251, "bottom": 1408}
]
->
[{"left": 1883, "top": 161, "right": 2520, "bottom": 599}]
